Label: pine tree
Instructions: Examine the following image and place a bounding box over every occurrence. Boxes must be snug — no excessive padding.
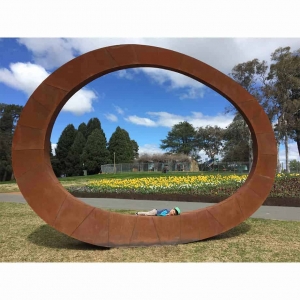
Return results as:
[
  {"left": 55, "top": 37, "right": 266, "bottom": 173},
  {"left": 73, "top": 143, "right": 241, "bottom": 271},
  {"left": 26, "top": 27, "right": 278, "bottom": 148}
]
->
[
  {"left": 108, "top": 126, "right": 134, "bottom": 163},
  {"left": 131, "top": 139, "right": 139, "bottom": 159},
  {"left": 81, "top": 129, "right": 111, "bottom": 174},
  {"left": 65, "top": 132, "right": 86, "bottom": 176},
  {"left": 55, "top": 124, "right": 77, "bottom": 176},
  {"left": 78, "top": 122, "right": 88, "bottom": 140},
  {"left": 0, "top": 104, "right": 23, "bottom": 181},
  {"left": 86, "top": 117, "right": 108, "bottom": 149},
  {"left": 86, "top": 118, "right": 101, "bottom": 137}
]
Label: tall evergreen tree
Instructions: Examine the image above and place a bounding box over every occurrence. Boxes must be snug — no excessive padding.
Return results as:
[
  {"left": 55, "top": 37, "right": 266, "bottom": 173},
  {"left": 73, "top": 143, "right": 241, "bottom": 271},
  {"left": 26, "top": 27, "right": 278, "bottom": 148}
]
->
[
  {"left": 55, "top": 124, "right": 77, "bottom": 176},
  {"left": 86, "top": 118, "right": 101, "bottom": 137},
  {"left": 108, "top": 127, "right": 134, "bottom": 163},
  {"left": 86, "top": 117, "right": 108, "bottom": 150},
  {"left": 81, "top": 129, "right": 111, "bottom": 174},
  {"left": 0, "top": 104, "right": 23, "bottom": 181},
  {"left": 78, "top": 122, "right": 88, "bottom": 140},
  {"left": 131, "top": 139, "right": 139, "bottom": 159},
  {"left": 65, "top": 132, "right": 86, "bottom": 176}
]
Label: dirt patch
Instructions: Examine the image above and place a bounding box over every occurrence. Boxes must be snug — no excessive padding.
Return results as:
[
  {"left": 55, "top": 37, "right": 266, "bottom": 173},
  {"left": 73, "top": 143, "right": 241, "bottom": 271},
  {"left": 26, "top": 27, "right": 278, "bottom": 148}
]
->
[{"left": 70, "top": 191, "right": 300, "bottom": 207}]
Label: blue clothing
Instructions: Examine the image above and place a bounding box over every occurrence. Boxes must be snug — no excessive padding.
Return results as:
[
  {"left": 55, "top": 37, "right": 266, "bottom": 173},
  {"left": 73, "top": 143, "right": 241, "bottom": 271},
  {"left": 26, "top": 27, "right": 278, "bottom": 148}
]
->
[{"left": 156, "top": 209, "right": 170, "bottom": 216}]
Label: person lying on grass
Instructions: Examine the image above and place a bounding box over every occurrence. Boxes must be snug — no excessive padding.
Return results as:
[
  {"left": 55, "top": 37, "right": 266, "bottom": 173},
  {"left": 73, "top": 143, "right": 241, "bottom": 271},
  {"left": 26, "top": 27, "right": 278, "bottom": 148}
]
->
[{"left": 135, "top": 207, "right": 181, "bottom": 216}]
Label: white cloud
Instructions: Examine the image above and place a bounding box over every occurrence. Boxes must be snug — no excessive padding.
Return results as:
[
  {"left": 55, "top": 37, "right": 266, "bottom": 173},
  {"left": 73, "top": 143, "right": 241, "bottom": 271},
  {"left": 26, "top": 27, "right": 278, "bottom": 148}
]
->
[
  {"left": 0, "top": 62, "right": 49, "bottom": 94},
  {"left": 125, "top": 111, "right": 233, "bottom": 128},
  {"left": 134, "top": 67, "right": 205, "bottom": 100},
  {"left": 104, "top": 113, "right": 118, "bottom": 122},
  {"left": 18, "top": 38, "right": 75, "bottom": 70},
  {"left": 125, "top": 115, "right": 157, "bottom": 127},
  {"left": 51, "top": 143, "right": 57, "bottom": 155},
  {"left": 115, "top": 70, "right": 134, "bottom": 80},
  {"left": 279, "top": 143, "right": 299, "bottom": 162},
  {"left": 179, "top": 88, "right": 205, "bottom": 100},
  {"left": 113, "top": 105, "right": 125, "bottom": 115},
  {"left": 0, "top": 62, "right": 97, "bottom": 116},
  {"left": 17, "top": 37, "right": 300, "bottom": 75},
  {"left": 114, "top": 67, "right": 205, "bottom": 100},
  {"left": 139, "top": 68, "right": 203, "bottom": 89},
  {"left": 63, "top": 89, "right": 97, "bottom": 116},
  {"left": 17, "top": 38, "right": 144, "bottom": 70},
  {"left": 139, "top": 144, "right": 164, "bottom": 155},
  {"left": 17, "top": 38, "right": 300, "bottom": 102}
]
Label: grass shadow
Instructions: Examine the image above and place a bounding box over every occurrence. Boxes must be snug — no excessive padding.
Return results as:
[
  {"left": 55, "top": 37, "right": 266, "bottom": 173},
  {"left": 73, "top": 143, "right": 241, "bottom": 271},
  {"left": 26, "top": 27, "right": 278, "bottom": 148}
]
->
[
  {"left": 27, "top": 225, "right": 110, "bottom": 251},
  {"left": 27, "top": 221, "right": 251, "bottom": 250},
  {"left": 205, "top": 222, "right": 252, "bottom": 241}
]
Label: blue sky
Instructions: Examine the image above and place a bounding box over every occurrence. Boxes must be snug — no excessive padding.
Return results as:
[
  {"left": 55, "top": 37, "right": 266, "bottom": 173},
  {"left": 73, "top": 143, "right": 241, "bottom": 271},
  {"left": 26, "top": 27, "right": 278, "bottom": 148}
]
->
[{"left": 1, "top": 38, "right": 300, "bottom": 161}]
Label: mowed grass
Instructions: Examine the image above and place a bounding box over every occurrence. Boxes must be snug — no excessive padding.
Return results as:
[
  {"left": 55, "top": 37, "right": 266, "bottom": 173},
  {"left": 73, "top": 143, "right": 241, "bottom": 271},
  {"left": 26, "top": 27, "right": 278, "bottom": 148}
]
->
[
  {"left": 0, "top": 171, "right": 240, "bottom": 193},
  {"left": 1, "top": 202, "right": 300, "bottom": 262}
]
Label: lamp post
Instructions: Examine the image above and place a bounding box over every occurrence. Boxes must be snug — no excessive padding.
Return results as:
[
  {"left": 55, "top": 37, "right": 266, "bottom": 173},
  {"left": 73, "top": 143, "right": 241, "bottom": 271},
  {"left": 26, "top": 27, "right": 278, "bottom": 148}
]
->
[
  {"left": 83, "top": 162, "right": 86, "bottom": 176},
  {"left": 114, "top": 152, "right": 116, "bottom": 174}
]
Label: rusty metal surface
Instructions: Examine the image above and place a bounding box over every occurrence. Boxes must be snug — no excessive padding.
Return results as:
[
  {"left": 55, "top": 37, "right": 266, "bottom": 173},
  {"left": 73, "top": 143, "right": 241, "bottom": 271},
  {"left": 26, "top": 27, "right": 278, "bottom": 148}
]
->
[{"left": 12, "top": 44, "right": 277, "bottom": 247}]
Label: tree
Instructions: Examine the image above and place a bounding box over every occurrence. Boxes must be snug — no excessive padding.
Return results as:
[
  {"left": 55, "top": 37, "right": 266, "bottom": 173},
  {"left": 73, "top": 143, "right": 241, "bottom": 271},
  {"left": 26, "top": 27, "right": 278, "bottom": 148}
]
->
[
  {"left": 229, "top": 59, "right": 269, "bottom": 101},
  {"left": 131, "top": 139, "right": 139, "bottom": 159},
  {"left": 65, "top": 132, "right": 86, "bottom": 176},
  {"left": 221, "top": 114, "right": 250, "bottom": 162},
  {"left": 0, "top": 104, "right": 23, "bottom": 181},
  {"left": 228, "top": 59, "right": 270, "bottom": 170},
  {"left": 289, "top": 159, "right": 300, "bottom": 173},
  {"left": 86, "top": 118, "right": 101, "bottom": 138},
  {"left": 81, "top": 129, "right": 111, "bottom": 174},
  {"left": 195, "top": 125, "right": 225, "bottom": 159},
  {"left": 78, "top": 122, "right": 88, "bottom": 140},
  {"left": 160, "top": 121, "right": 196, "bottom": 155},
  {"left": 267, "top": 47, "right": 300, "bottom": 171},
  {"left": 108, "top": 127, "right": 134, "bottom": 163},
  {"left": 55, "top": 124, "right": 77, "bottom": 176},
  {"left": 86, "top": 117, "right": 109, "bottom": 152}
]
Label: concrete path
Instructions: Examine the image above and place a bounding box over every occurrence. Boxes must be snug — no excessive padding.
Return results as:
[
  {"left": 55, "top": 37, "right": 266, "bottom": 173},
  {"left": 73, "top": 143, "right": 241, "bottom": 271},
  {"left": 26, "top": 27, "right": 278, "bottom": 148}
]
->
[{"left": 1, "top": 192, "right": 300, "bottom": 222}]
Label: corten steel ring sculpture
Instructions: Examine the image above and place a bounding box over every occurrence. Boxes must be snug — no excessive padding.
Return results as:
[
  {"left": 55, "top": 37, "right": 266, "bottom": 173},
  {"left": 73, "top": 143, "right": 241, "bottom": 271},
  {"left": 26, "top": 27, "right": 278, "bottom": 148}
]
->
[{"left": 12, "top": 45, "right": 277, "bottom": 247}]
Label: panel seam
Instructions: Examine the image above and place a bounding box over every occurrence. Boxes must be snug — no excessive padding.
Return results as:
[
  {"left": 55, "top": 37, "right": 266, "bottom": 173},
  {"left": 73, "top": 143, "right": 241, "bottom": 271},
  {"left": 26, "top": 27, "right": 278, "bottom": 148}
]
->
[
  {"left": 71, "top": 207, "right": 96, "bottom": 237},
  {"left": 151, "top": 217, "right": 161, "bottom": 245},
  {"left": 206, "top": 210, "right": 224, "bottom": 229}
]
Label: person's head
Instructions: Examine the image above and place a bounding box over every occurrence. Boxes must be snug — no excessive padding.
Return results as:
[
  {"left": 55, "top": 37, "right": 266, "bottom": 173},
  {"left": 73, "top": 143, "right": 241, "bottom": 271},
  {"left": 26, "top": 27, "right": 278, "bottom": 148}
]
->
[{"left": 169, "top": 207, "right": 181, "bottom": 216}]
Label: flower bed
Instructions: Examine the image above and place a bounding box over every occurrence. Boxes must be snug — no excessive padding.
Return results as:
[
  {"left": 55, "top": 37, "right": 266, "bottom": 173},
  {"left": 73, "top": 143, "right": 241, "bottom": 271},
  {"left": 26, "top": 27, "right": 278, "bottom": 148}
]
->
[{"left": 67, "top": 173, "right": 300, "bottom": 198}]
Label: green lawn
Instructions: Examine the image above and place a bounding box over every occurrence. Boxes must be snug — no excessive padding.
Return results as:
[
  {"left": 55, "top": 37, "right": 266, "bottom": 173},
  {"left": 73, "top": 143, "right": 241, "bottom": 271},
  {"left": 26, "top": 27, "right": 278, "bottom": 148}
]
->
[{"left": 1, "top": 202, "right": 300, "bottom": 262}]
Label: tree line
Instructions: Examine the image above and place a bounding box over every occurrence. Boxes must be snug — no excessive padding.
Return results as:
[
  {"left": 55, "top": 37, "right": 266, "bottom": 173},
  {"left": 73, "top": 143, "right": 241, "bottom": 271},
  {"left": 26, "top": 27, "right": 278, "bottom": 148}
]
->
[
  {"left": 0, "top": 106, "right": 139, "bottom": 180},
  {"left": 52, "top": 117, "right": 139, "bottom": 177},
  {"left": 228, "top": 46, "right": 300, "bottom": 172},
  {"left": 159, "top": 120, "right": 248, "bottom": 163}
]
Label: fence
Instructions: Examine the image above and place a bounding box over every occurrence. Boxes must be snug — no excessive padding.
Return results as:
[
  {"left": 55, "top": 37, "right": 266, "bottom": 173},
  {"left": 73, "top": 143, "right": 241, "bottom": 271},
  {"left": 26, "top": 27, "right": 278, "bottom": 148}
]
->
[
  {"left": 198, "top": 161, "right": 250, "bottom": 173},
  {"left": 199, "top": 160, "right": 300, "bottom": 173},
  {"left": 101, "top": 161, "right": 191, "bottom": 174},
  {"left": 101, "top": 159, "right": 300, "bottom": 174}
]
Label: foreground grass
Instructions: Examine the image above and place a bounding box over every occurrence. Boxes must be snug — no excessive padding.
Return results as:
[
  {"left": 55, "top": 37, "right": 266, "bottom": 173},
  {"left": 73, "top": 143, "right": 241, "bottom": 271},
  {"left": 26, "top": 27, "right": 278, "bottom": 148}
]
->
[
  {"left": 1, "top": 202, "right": 300, "bottom": 262},
  {"left": 0, "top": 171, "right": 239, "bottom": 193}
]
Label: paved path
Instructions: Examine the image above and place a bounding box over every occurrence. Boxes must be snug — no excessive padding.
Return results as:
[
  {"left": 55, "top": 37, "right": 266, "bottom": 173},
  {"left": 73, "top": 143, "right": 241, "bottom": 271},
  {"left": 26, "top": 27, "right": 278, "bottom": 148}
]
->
[{"left": 1, "top": 192, "right": 300, "bottom": 222}]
